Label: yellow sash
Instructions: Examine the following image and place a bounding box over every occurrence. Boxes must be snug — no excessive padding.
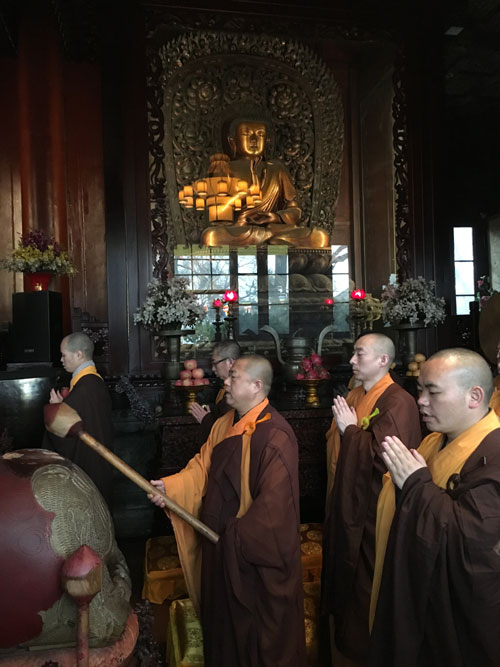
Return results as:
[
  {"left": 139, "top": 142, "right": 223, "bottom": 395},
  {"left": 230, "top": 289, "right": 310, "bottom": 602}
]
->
[
  {"left": 369, "top": 409, "right": 500, "bottom": 629},
  {"left": 325, "top": 373, "right": 394, "bottom": 502},
  {"left": 161, "top": 398, "right": 270, "bottom": 613},
  {"left": 215, "top": 387, "right": 226, "bottom": 404},
  {"left": 489, "top": 376, "right": 500, "bottom": 416},
  {"left": 69, "top": 365, "right": 102, "bottom": 391}
]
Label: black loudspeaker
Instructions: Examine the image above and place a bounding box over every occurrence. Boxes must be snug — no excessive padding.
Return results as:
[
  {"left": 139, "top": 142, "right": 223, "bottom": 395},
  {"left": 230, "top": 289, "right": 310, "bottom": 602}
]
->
[{"left": 11, "top": 291, "right": 62, "bottom": 363}]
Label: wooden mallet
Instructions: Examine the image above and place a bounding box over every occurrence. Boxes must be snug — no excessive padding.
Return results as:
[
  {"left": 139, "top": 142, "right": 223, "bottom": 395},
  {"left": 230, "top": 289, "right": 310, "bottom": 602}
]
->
[
  {"left": 44, "top": 402, "right": 219, "bottom": 544},
  {"left": 61, "top": 545, "right": 102, "bottom": 667}
]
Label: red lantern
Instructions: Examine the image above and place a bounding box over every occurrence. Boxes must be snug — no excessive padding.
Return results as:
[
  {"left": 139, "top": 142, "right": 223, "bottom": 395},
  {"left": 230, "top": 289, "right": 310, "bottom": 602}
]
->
[
  {"left": 224, "top": 289, "right": 238, "bottom": 303},
  {"left": 351, "top": 288, "right": 366, "bottom": 300}
]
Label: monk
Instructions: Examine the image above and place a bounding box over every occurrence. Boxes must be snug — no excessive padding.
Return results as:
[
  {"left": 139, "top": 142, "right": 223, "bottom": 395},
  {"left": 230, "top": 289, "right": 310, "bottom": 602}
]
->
[
  {"left": 43, "top": 332, "right": 114, "bottom": 506},
  {"left": 321, "top": 333, "right": 421, "bottom": 666},
  {"left": 149, "top": 354, "right": 306, "bottom": 666},
  {"left": 189, "top": 340, "right": 240, "bottom": 444},
  {"left": 369, "top": 348, "right": 500, "bottom": 667}
]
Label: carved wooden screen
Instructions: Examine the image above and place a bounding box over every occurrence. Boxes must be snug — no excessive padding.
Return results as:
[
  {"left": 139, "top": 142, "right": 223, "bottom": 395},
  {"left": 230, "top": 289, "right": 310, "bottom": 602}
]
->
[{"left": 148, "top": 32, "right": 344, "bottom": 277}]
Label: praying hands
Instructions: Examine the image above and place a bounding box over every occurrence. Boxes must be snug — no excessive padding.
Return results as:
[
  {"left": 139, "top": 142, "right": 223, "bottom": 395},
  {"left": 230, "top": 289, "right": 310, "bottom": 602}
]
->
[{"left": 381, "top": 435, "right": 427, "bottom": 489}]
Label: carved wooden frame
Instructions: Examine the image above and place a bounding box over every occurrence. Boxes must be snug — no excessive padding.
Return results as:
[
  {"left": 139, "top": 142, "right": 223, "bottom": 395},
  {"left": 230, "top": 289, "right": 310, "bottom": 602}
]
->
[
  {"left": 147, "top": 31, "right": 344, "bottom": 277},
  {"left": 145, "top": 8, "right": 413, "bottom": 283}
]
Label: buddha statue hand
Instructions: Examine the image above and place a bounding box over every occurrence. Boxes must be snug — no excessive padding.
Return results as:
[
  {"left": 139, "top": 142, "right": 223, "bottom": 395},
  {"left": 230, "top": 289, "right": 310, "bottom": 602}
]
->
[{"left": 235, "top": 209, "right": 282, "bottom": 226}]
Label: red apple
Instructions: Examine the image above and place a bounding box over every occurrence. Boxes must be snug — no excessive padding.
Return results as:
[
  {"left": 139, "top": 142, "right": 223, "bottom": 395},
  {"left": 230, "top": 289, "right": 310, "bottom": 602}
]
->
[
  {"left": 192, "top": 368, "right": 204, "bottom": 379},
  {"left": 180, "top": 369, "right": 192, "bottom": 380},
  {"left": 184, "top": 359, "right": 197, "bottom": 370},
  {"left": 182, "top": 378, "right": 193, "bottom": 386},
  {"left": 202, "top": 378, "right": 210, "bottom": 385},
  {"left": 174, "top": 379, "right": 182, "bottom": 386},
  {"left": 193, "top": 378, "right": 204, "bottom": 386}
]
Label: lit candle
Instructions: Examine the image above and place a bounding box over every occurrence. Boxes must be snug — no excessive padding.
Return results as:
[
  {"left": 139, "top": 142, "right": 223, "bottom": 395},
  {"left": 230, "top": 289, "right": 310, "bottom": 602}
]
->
[
  {"left": 196, "top": 180, "right": 208, "bottom": 196},
  {"left": 224, "top": 289, "right": 238, "bottom": 303},
  {"left": 351, "top": 288, "right": 366, "bottom": 300},
  {"left": 237, "top": 180, "right": 248, "bottom": 195},
  {"left": 324, "top": 297, "right": 334, "bottom": 305}
]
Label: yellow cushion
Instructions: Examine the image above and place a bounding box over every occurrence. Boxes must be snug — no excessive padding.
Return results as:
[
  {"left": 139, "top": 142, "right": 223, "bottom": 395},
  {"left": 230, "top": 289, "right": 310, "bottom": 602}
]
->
[
  {"left": 167, "top": 598, "right": 204, "bottom": 666},
  {"left": 300, "top": 522, "right": 323, "bottom": 582},
  {"left": 141, "top": 535, "right": 187, "bottom": 604}
]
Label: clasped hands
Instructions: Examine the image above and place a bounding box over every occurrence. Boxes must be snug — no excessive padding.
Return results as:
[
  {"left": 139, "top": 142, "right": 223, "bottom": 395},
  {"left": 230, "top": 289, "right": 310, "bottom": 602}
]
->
[
  {"left": 49, "top": 388, "right": 64, "bottom": 404},
  {"left": 331, "top": 395, "right": 358, "bottom": 435},
  {"left": 381, "top": 436, "right": 427, "bottom": 489},
  {"left": 189, "top": 402, "right": 211, "bottom": 424}
]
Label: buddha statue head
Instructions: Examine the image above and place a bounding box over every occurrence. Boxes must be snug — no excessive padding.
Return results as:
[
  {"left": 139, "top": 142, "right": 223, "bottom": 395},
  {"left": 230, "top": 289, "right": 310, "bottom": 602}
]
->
[
  {"left": 228, "top": 120, "right": 268, "bottom": 159},
  {"left": 221, "top": 108, "right": 274, "bottom": 160}
]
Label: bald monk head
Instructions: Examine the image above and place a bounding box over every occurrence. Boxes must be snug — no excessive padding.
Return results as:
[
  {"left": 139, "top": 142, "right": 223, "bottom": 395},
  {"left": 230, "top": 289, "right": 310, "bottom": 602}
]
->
[
  {"left": 224, "top": 354, "right": 273, "bottom": 416},
  {"left": 60, "top": 332, "right": 94, "bottom": 374},
  {"left": 350, "top": 333, "right": 396, "bottom": 391},
  {"left": 418, "top": 348, "right": 494, "bottom": 441}
]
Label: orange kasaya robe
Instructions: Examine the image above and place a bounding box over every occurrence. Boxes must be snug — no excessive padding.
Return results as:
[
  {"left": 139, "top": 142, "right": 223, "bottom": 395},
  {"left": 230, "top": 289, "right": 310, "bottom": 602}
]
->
[
  {"left": 368, "top": 409, "right": 500, "bottom": 667},
  {"left": 325, "top": 373, "right": 394, "bottom": 503},
  {"left": 370, "top": 408, "right": 500, "bottom": 630},
  {"left": 160, "top": 398, "right": 271, "bottom": 612},
  {"left": 489, "top": 375, "right": 500, "bottom": 416}
]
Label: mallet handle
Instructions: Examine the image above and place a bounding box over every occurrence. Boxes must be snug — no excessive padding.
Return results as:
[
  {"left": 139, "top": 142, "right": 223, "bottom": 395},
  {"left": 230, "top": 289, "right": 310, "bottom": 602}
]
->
[{"left": 78, "top": 431, "right": 219, "bottom": 544}]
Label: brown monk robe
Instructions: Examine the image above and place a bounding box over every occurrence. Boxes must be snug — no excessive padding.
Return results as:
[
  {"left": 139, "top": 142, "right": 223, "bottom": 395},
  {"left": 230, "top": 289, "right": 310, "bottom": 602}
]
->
[
  {"left": 369, "top": 349, "right": 500, "bottom": 667},
  {"left": 197, "top": 387, "right": 230, "bottom": 444},
  {"left": 149, "top": 355, "right": 305, "bottom": 667},
  {"left": 488, "top": 345, "right": 500, "bottom": 415},
  {"left": 43, "top": 333, "right": 114, "bottom": 506},
  {"left": 321, "top": 334, "right": 421, "bottom": 666}
]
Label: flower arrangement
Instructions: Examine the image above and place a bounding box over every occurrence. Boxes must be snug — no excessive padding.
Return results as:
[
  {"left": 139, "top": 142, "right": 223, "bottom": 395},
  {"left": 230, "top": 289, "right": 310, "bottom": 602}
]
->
[
  {"left": 0, "top": 229, "right": 76, "bottom": 275},
  {"left": 381, "top": 276, "right": 446, "bottom": 327},
  {"left": 476, "top": 275, "right": 497, "bottom": 310},
  {"left": 133, "top": 277, "right": 206, "bottom": 332},
  {"left": 295, "top": 353, "right": 329, "bottom": 380}
]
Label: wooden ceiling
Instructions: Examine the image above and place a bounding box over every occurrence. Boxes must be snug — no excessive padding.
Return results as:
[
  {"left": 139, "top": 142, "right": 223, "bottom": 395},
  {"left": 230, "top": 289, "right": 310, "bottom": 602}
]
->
[{"left": 1, "top": 0, "right": 499, "bottom": 118}]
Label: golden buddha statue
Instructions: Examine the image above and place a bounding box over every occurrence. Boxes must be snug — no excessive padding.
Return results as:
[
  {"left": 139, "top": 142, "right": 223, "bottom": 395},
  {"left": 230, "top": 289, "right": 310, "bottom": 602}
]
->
[{"left": 199, "top": 119, "right": 331, "bottom": 248}]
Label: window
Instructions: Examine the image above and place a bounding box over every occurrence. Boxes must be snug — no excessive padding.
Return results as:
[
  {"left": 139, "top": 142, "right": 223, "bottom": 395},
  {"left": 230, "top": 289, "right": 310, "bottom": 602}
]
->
[
  {"left": 453, "top": 227, "right": 475, "bottom": 315},
  {"left": 237, "top": 247, "right": 259, "bottom": 335},
  {"left": 331, "top": 245, "right": 350, "bottom": 332},
  {"left": 174, "top": 244, "right": 230, "bottom": 316},
  {"left": 267, "top": 246, "right": 289, "bottom": 335}
]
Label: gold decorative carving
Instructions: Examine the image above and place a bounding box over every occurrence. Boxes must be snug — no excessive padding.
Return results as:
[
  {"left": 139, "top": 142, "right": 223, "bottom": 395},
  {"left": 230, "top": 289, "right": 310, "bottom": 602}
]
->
[{"left": 147, "top": 31, "right": 344, "bottom": 273}]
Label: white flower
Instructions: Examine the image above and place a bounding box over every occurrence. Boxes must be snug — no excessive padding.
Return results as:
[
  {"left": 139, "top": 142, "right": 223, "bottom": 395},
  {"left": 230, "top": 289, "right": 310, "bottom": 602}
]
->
[
  {"left": 134, "top": 277, "right": 206, "bottom": 332},
  {"left": 381, "top": 277, "right": 446, "bottom": 327}
]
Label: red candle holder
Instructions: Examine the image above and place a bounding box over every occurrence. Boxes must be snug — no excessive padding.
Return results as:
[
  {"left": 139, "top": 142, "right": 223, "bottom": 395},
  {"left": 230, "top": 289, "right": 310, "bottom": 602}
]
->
[
  {"left": 223, "top": 289, "right": 238, "bottom": 303},
  {"left": 324, "top": 297, "right": 334, "bottom": 306},
  {"left": 351, "top": 288, "right": 366, "bottom": 300},
  {"left": 212, "top": 298, "right": 223, "bottom": 308}
]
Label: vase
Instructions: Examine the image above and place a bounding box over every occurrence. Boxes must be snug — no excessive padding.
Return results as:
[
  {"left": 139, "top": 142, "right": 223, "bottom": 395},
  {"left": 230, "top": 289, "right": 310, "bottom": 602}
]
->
[
  {"left": 157, "top": 328, "right": 195, "bottom": 381},
  {"left": 298, "top": 379, "right": 326, "bottom": 408},
  {"left": 26, "top": 272, "right": 52, "bottom": 292},
  {"left": 175, "top": 384, "right": 206, "bottom": 415},
  {"left": 394, "top": 321, "right": 426, "bottom": 368}
]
